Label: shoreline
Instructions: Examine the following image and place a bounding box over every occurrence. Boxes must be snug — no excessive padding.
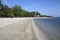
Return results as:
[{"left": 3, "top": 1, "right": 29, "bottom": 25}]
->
[
  {"left": 0, "top": 18, "right": 47, "bottom": 40},
  {"left": 0, "top": 17, "right": 52, "bottom": 28}
]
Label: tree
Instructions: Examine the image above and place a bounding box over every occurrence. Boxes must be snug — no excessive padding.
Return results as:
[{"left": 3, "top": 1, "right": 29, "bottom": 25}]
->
[
  {"left": 12, "top": 5, "right": 22, "bottom": 17},
  {"left": 0, "top": 0, "right": 51, "bottom": 17},
  {"left": 0, "top": 0, "right": 3, "bottom": 11},
  {"left": 2, "top": 5, "right": 10, "bottom": 17}
]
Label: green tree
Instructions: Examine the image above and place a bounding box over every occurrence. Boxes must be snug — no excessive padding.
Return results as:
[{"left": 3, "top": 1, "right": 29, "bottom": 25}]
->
[
  {"left": 12, "top": 5, "right": 22, "bottom": 17},
  {"left": 0, "top": 0, "right": 51, "bottom": 17},
  {"left": 35, "top": 11, "right": 41, "bottom": 17},
  {"left": 2, "top": 5, "right": 10, "bottom": 17}
]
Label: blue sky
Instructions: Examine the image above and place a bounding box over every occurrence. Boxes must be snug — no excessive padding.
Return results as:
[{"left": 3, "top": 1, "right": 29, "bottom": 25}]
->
[{"left": 2, "top": 0, "right": 60, "bottom": 17}]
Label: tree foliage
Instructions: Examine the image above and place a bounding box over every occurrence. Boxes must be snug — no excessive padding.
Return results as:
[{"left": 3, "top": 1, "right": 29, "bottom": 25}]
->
[{"left": 0, "top": 3, "right": 52, "bottom": 17}]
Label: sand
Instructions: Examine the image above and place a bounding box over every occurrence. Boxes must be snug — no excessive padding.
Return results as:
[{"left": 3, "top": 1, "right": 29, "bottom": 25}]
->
[{"left": 0, "top": 18, "right": 47, "bottom": 40}]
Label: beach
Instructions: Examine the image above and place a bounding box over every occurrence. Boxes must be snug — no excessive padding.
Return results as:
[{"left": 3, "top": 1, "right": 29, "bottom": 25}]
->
[
  {"left": 0, "top": 17, "right": 60, "bottom": 40},
  {"left": 0, "top": 18, "right": 47, "bottom": 40}
]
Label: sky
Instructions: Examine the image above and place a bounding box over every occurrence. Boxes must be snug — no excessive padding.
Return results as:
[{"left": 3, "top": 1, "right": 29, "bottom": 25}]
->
[{"left": 2, "top": 0, "right": 60, "bottom": 17}]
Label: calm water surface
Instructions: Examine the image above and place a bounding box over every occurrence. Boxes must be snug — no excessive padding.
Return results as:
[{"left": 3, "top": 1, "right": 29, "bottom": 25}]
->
[{"left": 34, "top": 17, "right": 60, "bottom": 40}]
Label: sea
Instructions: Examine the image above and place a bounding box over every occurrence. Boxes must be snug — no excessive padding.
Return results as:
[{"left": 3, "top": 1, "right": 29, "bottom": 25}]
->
[{"left": 34, "top": 17, "right": 60, "bottom": 40}]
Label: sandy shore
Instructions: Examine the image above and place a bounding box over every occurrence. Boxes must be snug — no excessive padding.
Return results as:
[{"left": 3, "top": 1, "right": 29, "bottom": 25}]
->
[
  {"left": 0, "top": 18, "right": 33, "bottom": 28},
  {"left": 0, "top": 18, "right": 47, "bottom": 40}
]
